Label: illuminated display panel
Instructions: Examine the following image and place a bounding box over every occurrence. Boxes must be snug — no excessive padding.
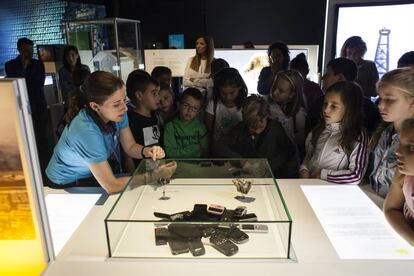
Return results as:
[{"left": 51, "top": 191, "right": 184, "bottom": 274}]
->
[{"left": 0, "top": 80, "right": 48, "bottom": 275}]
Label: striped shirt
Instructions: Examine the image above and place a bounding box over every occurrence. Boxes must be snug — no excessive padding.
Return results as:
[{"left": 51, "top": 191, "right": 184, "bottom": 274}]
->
[{"left": 300, "top": 123, "right": 368, "bottom": 185}]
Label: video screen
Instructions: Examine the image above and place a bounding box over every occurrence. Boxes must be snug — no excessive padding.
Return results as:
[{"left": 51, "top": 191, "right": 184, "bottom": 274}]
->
[
  {"left": 336, "top": 3, "right": 414, "bottom": 72},
  {"left": 215, "top": 49, "right": 308, "bottom": 94}
]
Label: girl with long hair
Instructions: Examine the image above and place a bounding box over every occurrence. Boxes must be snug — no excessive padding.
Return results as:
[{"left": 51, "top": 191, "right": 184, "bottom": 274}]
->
[{"left": 300, "top": 81, "right": 368, "bottom": 185}]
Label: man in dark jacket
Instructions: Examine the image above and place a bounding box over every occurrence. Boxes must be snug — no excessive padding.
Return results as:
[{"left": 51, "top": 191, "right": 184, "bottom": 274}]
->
[{"left": 5, "top": 37, "right": 49, "bottom": 176}]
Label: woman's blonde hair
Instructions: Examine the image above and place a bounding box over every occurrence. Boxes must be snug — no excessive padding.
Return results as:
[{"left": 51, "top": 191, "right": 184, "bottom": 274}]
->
[
  {"left": 377, "top": 67, "right": 414, "bottom": 97},
  {"left": 190, "top": 35, "right": 214, "bottom": 73},
  {"left": 369, "top": 67, "right": 414, "bottom": 150},
  {"left": 272, "top": 69, "right": 305, "bottom": 116}
]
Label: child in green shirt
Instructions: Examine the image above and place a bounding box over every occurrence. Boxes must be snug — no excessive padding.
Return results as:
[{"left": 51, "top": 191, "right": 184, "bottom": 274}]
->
[{"left": 164, "top": 88, "right": 208, "bottom": 158}]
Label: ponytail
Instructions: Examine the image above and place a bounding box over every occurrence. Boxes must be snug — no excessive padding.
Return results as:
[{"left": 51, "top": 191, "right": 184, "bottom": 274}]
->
[
  {"left": 63, "top": 71, "right": 124, "bottom": 124},
  {"left": 64, "top": 86, "right": 87, "bottom": 124}
]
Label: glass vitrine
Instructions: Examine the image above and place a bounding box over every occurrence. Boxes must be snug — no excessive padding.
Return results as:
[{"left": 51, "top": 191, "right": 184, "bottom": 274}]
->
[
  {"left": 105, "top": 159, "right": 292, "bottom": 260},
  {"left": 63, "top": 17, "right": 143, "bottom": 82}
]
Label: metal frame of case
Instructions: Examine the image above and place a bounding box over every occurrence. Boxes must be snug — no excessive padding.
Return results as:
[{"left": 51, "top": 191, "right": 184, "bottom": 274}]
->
[{"left": 63, "top": 17, "right": 143, "bottom": 81}]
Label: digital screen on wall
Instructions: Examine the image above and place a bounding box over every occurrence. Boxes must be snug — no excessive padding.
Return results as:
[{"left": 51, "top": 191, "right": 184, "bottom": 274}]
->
[
  {"left": 215, "top": 49, "right": 308, "bottom": 94},
  {"left": 336, "top": 3, "right": 414, "bottom": 72},
  {"left": 168, "top": 34, "right": 185, "bottom": 49}
]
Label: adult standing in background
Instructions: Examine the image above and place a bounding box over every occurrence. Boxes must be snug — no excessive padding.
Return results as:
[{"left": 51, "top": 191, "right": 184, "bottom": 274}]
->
[
  {"left": 58, "top": 45, "right": 90, "bottom": 102},
  {"left": 340, "top": 36, "right": 379, "bottom": 97},
  {"left": 5, "top": 37, "right": 46, "bottom": 117},
  {"left": 183, "top": 35, "right": 215, "bottom": 93},
  {"left": 257, "top": 42, "right": 290, "bottom": 95},
  {"left": 5, "top": 37, "right": 50, "bottom": 175}
]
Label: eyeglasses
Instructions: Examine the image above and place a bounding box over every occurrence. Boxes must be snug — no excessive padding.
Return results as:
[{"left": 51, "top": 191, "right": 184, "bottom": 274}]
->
[
  {"left": 103, "top": 98, "right": 130, "bottom": 111},
  {"left": 182, "top": 102, "right": 200, "bottom": 113}
]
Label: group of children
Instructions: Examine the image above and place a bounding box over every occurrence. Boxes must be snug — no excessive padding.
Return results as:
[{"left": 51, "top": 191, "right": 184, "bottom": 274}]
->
[
  {"left": 52, "top": 42, "right": 414, "bottom": 244},
  {"left": 124, "top": 55, "right": 414, "bottom": 244},
  {"left": 126, "top": 59, "right": 414, "bottom": 188}
]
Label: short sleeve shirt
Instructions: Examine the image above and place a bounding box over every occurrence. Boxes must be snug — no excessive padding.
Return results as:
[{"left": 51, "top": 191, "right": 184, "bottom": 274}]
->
[
  {"left": 46, "top": 109, "right": 128, "bottom": 185},
  {"left": 206, "top": 100, "right": 243, "bottom": 142}
]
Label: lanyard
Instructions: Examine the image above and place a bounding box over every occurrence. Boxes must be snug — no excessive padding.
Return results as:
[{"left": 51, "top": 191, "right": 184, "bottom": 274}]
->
[{"left": 110, "top": 129, "right": 123, "bottom": 174}]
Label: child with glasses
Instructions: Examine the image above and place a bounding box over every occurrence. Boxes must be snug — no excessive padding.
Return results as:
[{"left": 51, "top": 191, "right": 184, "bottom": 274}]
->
[{"left": 164, "top": 88, "right": 209, "bottom": 158}]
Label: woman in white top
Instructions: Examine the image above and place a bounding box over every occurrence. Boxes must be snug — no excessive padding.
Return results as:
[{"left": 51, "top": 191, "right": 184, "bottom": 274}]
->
[{"left": 183, "top": 35, "right": 215, "bottom": 93}]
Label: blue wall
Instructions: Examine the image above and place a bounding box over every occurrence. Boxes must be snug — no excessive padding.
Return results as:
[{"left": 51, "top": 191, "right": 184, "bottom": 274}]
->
[
  {"left": 0, "top": 0, "right": 106, "bottom": 75},
  {"left": 0, "top": 0, "right": 67, "bottom": 75}
]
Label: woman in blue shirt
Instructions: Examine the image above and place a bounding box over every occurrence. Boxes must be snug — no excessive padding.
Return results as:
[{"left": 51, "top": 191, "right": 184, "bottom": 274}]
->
[{"left": 47, "top": 71, "right": 167, "bottom": 194}]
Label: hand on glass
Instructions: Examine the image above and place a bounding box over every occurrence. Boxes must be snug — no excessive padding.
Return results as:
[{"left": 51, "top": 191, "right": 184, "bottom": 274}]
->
[
  {"left": 143, "top": 146, "right": 165, "bottom": 161},
  {"left": 155, "top": 161, "right": 177, "bottom": 180}
]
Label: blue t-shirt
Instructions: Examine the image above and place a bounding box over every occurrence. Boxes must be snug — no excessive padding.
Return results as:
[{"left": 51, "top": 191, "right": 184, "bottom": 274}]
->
[{"left": 46, "top": 109, "right": 129, "bottom": 185}]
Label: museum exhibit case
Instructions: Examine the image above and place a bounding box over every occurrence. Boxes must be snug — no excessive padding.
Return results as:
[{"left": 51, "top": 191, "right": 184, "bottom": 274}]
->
[
  {"left": 0, "top": 79, "right": 53, "bottom": 274},
  {"left": 63, "top": 18, "right": 144, "bottom": 82},
  {"left": 105, "top": 159, "right": 292, "bottom": 259}
]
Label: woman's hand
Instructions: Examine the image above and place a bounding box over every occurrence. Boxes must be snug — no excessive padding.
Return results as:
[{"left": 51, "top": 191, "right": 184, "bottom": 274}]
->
[
  {"left": 143, "top": 146, "right": 165, "bottom": 160},
  {"left": 155, "top": 161, "right": 178, "bottom": 180}
]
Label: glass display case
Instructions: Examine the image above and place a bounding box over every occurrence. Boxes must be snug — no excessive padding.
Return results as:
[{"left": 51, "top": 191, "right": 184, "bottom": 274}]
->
[
  {"left": 63, "top": 18, "right": 144, "bottom": 82},
  {"left": 105, "top": 159, "right": 293, "bottom": 260},
  {"left": 105, "top": 159, "right": 292, "bottom": 259}
]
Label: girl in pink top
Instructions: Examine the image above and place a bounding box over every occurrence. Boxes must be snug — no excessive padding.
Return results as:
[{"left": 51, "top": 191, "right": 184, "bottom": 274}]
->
[{"left": 384, "top": 118, "right": 414, "bottom": 245}]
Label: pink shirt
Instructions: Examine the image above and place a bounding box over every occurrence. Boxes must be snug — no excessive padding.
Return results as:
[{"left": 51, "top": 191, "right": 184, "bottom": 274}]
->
[{"left": 403, "top": 175, "right": 414, "bottom": 223}]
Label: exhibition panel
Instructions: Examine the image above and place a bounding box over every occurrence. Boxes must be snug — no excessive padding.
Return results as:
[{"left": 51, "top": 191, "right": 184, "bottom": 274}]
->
[{"left": 0, "top": 79, "right": 53, "bottom": 275}]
